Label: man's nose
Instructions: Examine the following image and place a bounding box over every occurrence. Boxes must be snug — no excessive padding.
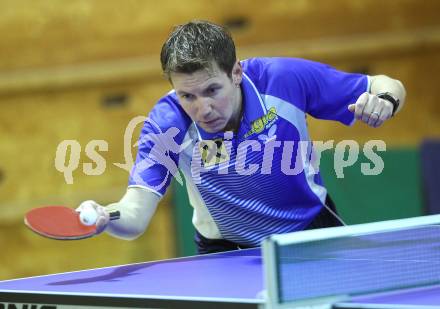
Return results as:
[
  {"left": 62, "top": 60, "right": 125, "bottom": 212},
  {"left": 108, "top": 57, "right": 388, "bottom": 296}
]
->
[{"left": 196, "top": 98, "right": 212, "bottom": 119}]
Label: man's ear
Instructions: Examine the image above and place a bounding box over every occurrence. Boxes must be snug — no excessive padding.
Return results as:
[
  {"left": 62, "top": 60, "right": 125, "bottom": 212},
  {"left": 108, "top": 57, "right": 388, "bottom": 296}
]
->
[{"left": 231, "top": 60, "right": 243, "bottom": 85}]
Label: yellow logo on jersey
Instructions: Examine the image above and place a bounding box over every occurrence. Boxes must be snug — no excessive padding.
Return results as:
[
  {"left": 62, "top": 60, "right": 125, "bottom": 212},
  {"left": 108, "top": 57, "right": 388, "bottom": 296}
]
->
[{"left": 244, "top": 107, "right": 277, "bottom": 138}]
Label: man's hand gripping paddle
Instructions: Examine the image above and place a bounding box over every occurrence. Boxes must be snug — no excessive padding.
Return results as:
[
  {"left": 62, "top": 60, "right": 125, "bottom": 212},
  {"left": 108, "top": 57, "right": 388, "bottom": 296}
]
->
[{"left": 24, "top": 206, "right": 120, "bottom": 240}]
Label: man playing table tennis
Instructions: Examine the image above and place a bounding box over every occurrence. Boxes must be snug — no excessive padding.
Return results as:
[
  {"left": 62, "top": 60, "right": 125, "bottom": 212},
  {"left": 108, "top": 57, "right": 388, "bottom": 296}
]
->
[{"left": 78, "top": 20, "right": 406, "bottom": 254}]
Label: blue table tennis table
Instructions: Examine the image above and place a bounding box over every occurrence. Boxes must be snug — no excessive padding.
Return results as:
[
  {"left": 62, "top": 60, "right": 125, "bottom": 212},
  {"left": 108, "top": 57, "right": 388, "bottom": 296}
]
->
[{"left": 1, "top": 215, "right": 440, "bottom": 308}]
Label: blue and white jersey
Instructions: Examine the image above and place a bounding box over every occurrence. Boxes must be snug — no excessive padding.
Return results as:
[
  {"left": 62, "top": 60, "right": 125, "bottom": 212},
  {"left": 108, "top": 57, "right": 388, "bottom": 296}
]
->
[{"left": 129, "top": 57, "right": 369, "bottom": 246}]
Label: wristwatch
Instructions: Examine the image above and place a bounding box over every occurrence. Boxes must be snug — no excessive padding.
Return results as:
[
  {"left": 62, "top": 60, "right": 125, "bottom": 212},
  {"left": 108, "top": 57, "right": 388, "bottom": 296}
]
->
[{"left": 377, "top": 92, "right": 400, "bottom": 116}]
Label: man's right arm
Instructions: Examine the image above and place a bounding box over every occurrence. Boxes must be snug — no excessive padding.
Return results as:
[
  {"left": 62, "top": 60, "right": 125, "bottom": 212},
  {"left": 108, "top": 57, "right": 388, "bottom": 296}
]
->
[
  {"left": 105, "top": 187, "right": 161, "bottom": 240},
  {"left": 78, "top": 187, "right": 161, "bottom": 240}
]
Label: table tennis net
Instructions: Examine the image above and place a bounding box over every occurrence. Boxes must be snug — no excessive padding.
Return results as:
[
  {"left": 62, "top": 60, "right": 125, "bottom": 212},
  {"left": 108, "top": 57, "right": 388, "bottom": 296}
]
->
[{"left": 275, "top": 225, "right": 440, "bottom": 303}]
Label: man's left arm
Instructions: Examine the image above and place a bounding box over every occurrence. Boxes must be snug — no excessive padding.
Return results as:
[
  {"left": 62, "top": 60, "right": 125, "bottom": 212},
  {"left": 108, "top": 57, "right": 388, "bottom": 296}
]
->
[{"left": 348, "top": 75, "right": 406, "bottom": 127}]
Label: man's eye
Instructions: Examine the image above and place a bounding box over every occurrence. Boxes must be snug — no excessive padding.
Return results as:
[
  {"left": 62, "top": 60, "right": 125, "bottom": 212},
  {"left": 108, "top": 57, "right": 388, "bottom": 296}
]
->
[
  {"left": 182, "top": 94, "right": 194, "bottom": 100},
  {"left": 207, "top": 87, "right": 218, "bottom": 95}
]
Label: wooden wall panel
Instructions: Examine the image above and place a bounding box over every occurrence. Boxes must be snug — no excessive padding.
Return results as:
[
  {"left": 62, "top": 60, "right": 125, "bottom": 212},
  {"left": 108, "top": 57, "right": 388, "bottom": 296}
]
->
[
  {"left": 0, "top": 79, "right": 171, "bottom": 218},
  {"left": 0, "top": 79, "right": 174, "bottom": 280},
  {"left": 1, "top": 0, "right": 439, "bottom": 70}
]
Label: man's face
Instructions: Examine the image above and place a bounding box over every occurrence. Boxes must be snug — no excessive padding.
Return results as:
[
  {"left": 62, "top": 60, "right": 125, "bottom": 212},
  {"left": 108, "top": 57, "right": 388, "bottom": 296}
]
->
[{"left": 170, "top": 61, "right": 242, "bottom": 133}]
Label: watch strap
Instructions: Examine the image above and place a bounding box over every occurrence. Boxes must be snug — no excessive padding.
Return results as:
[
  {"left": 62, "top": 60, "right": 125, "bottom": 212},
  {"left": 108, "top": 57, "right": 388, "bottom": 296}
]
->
[{"left": 377, "top": 92, "right": 400, "bottom": 116}]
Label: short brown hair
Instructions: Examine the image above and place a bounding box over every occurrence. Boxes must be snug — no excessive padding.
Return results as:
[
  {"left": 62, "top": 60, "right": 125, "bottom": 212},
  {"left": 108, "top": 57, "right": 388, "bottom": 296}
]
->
[{"left": 160, "top": 20, "right": 237, "bottom": 79}]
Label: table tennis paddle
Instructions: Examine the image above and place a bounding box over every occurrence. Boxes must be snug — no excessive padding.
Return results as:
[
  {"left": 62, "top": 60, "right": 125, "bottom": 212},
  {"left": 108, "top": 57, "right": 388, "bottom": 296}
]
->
[{"left": 24, "top": 205, "right": 120, "bottom": 240}]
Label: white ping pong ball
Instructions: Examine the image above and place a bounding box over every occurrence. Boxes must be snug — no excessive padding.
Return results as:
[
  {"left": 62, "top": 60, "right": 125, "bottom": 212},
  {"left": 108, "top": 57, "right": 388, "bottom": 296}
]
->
[{"left": 79, "top": 207, "right": 98, "bottom": 226}]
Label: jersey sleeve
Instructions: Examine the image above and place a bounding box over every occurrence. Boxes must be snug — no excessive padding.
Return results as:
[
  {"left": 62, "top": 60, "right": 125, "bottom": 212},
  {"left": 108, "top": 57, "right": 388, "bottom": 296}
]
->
[
  {"left": 128, "top": 94, "right": 190, "bottom": 196},
  {"left": 257, "top": 57, "right": 369, "bottom": 125}
]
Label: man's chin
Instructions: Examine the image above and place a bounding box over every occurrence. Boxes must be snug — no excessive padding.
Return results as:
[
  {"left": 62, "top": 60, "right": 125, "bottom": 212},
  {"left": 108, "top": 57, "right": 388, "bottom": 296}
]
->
[
  {"left": 201, "top": 126, "right": 223, "bottom": 133},
  {"left": 199, "top": 121, "right": 225, "bottom": 133}
]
